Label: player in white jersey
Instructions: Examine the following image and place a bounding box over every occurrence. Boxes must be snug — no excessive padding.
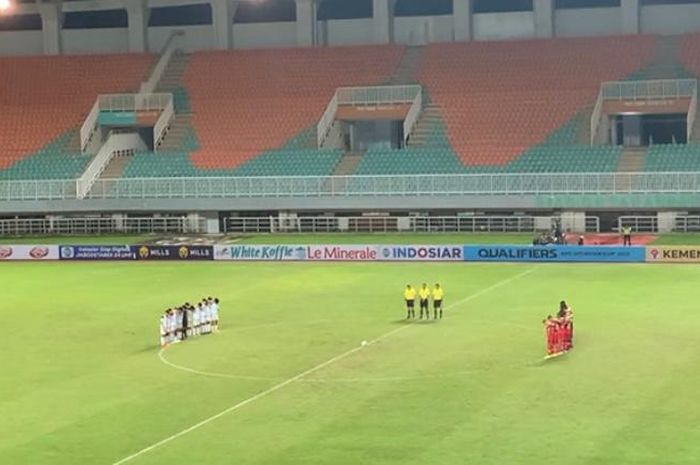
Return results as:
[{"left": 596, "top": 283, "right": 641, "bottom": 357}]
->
[
  {"left": 202, "top": 299, "right": 212, "bottom": 334},
  {"left": 210, "top": 298, "right": 220, "bottom": 332},
  {"left": 159, "top": 312, "right": 168, "bottom": 347},
  {"left": 193, "top": 303, "right": 202, "bottom": 336},
  {"left": 174, "top": 308, "right": 184, "bottom": 342}
]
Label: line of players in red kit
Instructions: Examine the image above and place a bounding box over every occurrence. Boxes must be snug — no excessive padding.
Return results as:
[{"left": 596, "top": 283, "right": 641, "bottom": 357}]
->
[{"left": 543, "top": 300, "right": 574, "bottom": 358}]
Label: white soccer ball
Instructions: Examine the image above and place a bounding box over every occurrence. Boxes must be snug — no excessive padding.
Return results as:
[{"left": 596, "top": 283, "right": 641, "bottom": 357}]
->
[{"left": 361, "top": 340, "right": 368, "bottom": 347}]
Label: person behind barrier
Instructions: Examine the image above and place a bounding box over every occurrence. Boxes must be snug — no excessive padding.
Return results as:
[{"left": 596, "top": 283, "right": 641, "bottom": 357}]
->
[{"left": 622, "top": 225, "right": 632, "bottom": 246}]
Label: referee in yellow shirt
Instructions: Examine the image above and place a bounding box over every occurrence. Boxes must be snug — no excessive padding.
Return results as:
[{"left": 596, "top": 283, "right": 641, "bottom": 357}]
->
[
  {"left": 419, "top": 283, "right": 431, "bottom": 319},
  {"left": 404, "top": 284, "right": 417, "bottom": 319},
  {"left": 432, "top": 283, "right": 444, "bottom": 319}
]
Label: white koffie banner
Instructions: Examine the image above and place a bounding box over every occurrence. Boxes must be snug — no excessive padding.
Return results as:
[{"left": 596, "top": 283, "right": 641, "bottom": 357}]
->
[
  {"left": 214, "top": 244, "right": 463, "bottom": 262},
  {"left": 0, "top": 245, "right": 59, "bottom": 261}
]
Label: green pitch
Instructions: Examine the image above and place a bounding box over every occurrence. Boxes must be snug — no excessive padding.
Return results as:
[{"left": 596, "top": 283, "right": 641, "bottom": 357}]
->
[{"left": 2, "top": 262, "right": 700, "bottom": 464}]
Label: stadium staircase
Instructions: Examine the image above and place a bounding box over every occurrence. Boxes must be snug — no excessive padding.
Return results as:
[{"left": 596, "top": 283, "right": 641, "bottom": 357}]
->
[
  {"left": 386, "top": 46, "right": 423, "bottom": 85},
  {"left": 406, "top": 103, "right": 442, "bottom": 147},
  {"left": 617, "top": 147, "right": 647, "bottom": 172},
  {"left": 155, "top": 53, "right": 193, "bottom": 151},
  {"left": 330, "top": 152, "right": 364, "bottom": 176},
  {"left": 627, "top": 36, "right": 692, "bottom": 81}
]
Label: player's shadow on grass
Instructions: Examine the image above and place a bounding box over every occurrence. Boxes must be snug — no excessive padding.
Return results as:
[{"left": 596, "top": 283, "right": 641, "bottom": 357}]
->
[{"left": 390, "top": 319, "right": 441, "bottom": 325}]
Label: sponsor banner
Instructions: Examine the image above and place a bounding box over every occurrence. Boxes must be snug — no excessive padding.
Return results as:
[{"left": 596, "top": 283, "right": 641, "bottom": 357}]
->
[
  {"left": 214, "top": 245, "right": 307, "bottom": 261},
  {"left": 214, "top": 244, "right": 464, "bottom": 262},
  {"left": 0, "top": 245, "right": 59, "bottom": 261},
  {"left": 306, "top": 245, "right": 380, "bottom": 261},
  {"left": 59, "top": 245, "right": 135, "bottom": 260},
  {"left": 464, "top": 245, "right": 645, "bottom": 263},
  {"left": 132, "top": 245, "right": 213, "bottom": 260},
  {"left": 378, "top": 245, "right": 463, "bottom": 261},
  {"left": 646, "top": 246, "right": 700, "bottom": 263}
]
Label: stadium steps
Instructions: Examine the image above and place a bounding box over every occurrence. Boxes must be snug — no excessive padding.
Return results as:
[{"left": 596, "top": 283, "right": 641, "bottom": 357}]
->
[
  {"left": 331, "top": 152, "right": 364, "bottom": 176},
  {"left": 691, "top": 102, "right": 700, "bottom": 143},
  {"left": 99, "top": 153, "right": 133, "bottom": 180},
  {"left": 158, "top": 113, "right": 194, "bottom": 151},
  {"left": 386, "top": 46, "right": 423, "bottom": 85},
  {"left": 406, "top": 104, "right": 442, "bottom": 147},
  {"left": 575, "top": 106, "right": 594, "bottom": 145},
  {"left": 627, "top": 35, "right": 692, "bottom": 81},
  {"left": 156, "top": 53, "right": 189, "bottom": 94},
  {"left": 617, "top": 147, "right": 647, "bottom": 172}
]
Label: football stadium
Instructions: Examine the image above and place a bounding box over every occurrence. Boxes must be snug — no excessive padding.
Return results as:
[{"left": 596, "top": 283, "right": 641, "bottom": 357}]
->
[{"left": 3, "top": 0, "right": 700, "bottom": 464}]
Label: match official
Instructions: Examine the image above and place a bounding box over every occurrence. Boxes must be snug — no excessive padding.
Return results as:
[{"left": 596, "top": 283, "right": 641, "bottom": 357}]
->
[
  {"left": 404, "top": 285, "right": 416, "bottom": 319},
  {"left": 433, "top": 283, "right": 444, "bottom": 319},
  {"left": 419, "top": 283, "right": 431, "bottom": 319}
]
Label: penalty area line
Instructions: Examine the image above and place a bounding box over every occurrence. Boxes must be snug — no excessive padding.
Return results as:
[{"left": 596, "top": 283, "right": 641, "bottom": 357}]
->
[{"left": 111, "top": 266, "right": 537, "bottom": 465}]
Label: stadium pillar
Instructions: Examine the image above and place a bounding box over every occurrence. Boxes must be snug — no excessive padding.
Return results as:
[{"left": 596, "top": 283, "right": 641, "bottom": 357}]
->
[
  {"left": 296, "top": 0, "right": 317, "bottom": 47},
  {"left": 621, "top": 0, "right": 640, "bottom": 35},
  {"left": 533, "top": 0, "right": 554, "bottom": 38},
  {"left": 453, "top": 0, "right": 472, "bottom": 42},
  {"left": 39, "top": 1, "right": 63, "bottom": 55},
  {"left": 126, "top": 0, "right": 149, "bottom": 53},
  {"left": 211, "top": 0, "right": 238, "bottom": 49},
  {"left": 373, "top": 0, "right": 396, "bottom": 44}
]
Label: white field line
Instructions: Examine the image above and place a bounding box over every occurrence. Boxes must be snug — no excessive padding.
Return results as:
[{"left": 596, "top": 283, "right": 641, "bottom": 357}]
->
[{"left": 112, "top": 266, "right": 538, "bottom": 465}]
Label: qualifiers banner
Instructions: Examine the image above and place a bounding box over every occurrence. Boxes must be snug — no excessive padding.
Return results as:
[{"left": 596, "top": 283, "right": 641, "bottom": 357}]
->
[
  {"left": 59, "top": 245, "right": 135, "bottom": 260},
  {"left": 132, "top": 245, "right": 213, "bottom": 261},
  {"left": 0, "top": 245, "right": 59, "bottom": 261},
  {"left": 464, "top": 245, "right": 645, "bottom": 263},
  {"left": 646, "top": 246, "right": 700, "bottom": 263}
]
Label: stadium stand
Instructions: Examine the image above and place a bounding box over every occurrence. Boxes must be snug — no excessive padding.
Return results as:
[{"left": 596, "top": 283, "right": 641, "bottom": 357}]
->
[
  {"left": 6, "top": 33, "right": 700, "bottom": 181},
  {"left": 183, "top": 46, "right": 403, "bottom": 170},
  {"left": 0, "top": 54, "right": 153, "bottom": 178},
  {"left": 417, "top": 36, "right": 655, "bottom": 166}
]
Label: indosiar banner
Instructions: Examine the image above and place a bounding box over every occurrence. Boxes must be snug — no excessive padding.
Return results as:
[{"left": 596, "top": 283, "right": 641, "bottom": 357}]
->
[
  {"left": 646, "top": 246, "right": 700, "bottom": 263},
  {"left": 463, "top": 245, "right": 646, "bottom": 263},
  {"left": 132, "top": 245, "right": 214, "bottom": 260}
]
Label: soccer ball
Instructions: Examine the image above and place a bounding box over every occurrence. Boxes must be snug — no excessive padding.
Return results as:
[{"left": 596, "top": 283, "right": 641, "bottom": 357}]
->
[{"left": 361, "top": 340, "right": 368, "bottom": 347}]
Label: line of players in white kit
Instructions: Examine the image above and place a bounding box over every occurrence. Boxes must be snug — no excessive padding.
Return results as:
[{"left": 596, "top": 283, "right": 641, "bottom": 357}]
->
[{"left": 160, "top": 297, "right": 220, "bottom": 347}]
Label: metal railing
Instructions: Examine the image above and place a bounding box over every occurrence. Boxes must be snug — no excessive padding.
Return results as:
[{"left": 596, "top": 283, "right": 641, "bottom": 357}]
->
[
  {"left": 154, "top": 97, "right": 175, "bottom": 151},
  {"left": 0, "top": 216, "right": 204, "bottom": 237},
  {"left": 336, "top": 85, "right": 422, "bottom": 106},
  {"left": 97, "top": 93, "right": 173, "bottom": 112},
  {"left": 223, "top": 215, "right": 599, "bottom": 234},
  {"left": 618, "top": 216, "right": 658, "bottom": 233},
  {"left": 590, "top": 87, "right": 604, "bottom": 145},
  {"left": 403, "top": 89, "right": 423, "bottom": 144},
  {"left": 601, "top": 79, "right": 697, "bottom": 101},
  {"left": 4, "top": 172, "right": 700, "bottom": 202},
  {"left": 317, "top": 92, "right": 338, "bottom": 148},
  {"left": 689, "top": 84, "right": 698, "bottom": 142},
  {"left": 674, "top": 215, "right": 700, "bottom": 232},
  {"left": 80, "top": 100, "right": 101, "bottom": 152}
]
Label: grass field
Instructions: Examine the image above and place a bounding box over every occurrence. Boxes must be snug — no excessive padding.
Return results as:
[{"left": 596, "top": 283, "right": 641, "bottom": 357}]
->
[{"left": 2, "top": 259, "right": 700, "bottom": 464}]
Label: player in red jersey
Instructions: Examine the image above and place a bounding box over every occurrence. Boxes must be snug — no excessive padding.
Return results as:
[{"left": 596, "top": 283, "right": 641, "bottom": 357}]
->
[
  {"left": 543, "top": 315, "right": 559, "bottom": 356},
  {"left": 559, "top": 300, "right": 574, "bottom": 350}
]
